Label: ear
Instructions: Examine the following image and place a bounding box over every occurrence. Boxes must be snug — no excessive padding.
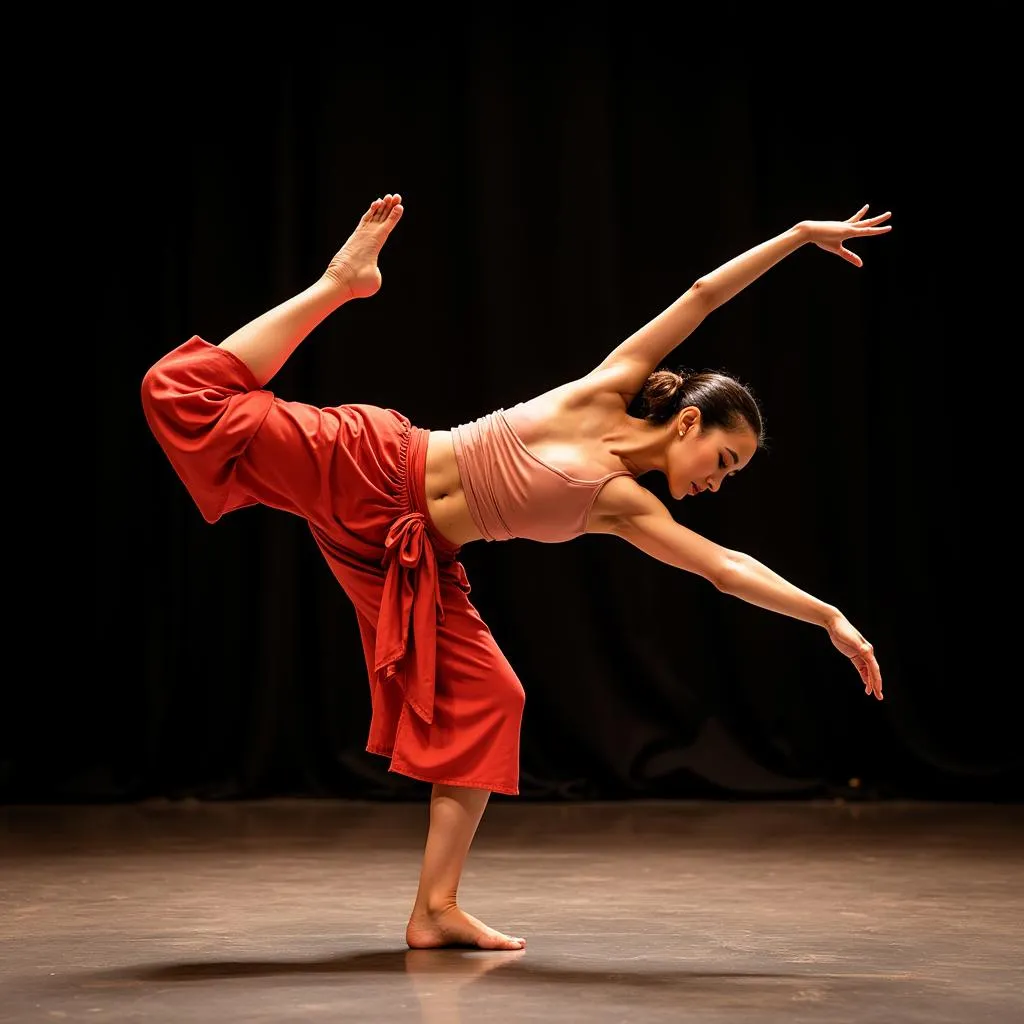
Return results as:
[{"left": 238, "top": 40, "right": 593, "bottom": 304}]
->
[{"left": 676, "top": 406, "right": 701, "bottom": 436}]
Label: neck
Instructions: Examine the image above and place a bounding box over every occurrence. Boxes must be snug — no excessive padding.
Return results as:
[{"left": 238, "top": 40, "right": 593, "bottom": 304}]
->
[{"left": 607, "top": 415, "right": 672, "bottom": 477}]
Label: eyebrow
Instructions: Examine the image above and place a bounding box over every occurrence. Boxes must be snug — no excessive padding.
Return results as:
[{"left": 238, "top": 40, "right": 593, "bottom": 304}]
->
[{"left": 726, "top": 448, "right": 740, "bottom": 466}]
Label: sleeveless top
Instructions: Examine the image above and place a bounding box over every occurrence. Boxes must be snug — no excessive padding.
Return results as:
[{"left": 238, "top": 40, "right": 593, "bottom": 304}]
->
[{"left": 449, "top": 401, "right": 633, "bottom": 543}]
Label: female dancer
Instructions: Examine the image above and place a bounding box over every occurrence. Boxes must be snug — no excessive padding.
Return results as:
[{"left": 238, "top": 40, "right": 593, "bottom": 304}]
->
[{"left": 142, "top": 192, "right": 889, "bottom": 951}]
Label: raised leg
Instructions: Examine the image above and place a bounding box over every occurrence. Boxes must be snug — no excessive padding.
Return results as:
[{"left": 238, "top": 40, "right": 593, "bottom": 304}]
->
[{"left": 218, "top": 193, "right": 404, "bottom": 385}]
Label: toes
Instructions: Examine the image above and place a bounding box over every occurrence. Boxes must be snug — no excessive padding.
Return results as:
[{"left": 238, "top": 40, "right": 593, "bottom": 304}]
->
[
  {"left": 479, "top": 933, "right": 525, "bottom": 950},
  {"left": 364, "top": 194, "right": 402, "bottom": 226}
]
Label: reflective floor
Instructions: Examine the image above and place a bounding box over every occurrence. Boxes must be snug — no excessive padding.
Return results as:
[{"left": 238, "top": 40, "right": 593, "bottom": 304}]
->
[{"left": 1, "top": 799, "right": 1022, "bottom": 1022}]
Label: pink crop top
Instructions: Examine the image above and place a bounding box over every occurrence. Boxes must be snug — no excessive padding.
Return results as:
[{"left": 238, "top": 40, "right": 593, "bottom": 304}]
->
[{"left": 449, "top": 403, "right": 633, "bottom": 543}]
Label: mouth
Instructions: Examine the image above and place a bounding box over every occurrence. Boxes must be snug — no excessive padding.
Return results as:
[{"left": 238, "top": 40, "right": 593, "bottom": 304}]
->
[{"left": 689, "top": 483, "right": 699, "bottom": 496}]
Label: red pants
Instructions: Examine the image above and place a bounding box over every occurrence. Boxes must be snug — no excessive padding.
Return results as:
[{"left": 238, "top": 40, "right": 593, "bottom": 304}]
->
[{"left": 141, "top": 337, "right": 525, "bottom": 795}]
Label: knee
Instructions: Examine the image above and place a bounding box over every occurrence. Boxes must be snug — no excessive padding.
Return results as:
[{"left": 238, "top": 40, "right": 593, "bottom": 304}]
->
[{"left": 495, "top": 670, "right": 526, "bottom": 720}]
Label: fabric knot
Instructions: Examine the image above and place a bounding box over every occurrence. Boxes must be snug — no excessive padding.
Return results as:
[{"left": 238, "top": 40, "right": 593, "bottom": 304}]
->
[
  {"left": 383, "top": 512, "right": 428, "bottom": 571},
  {"left": 374, "top": 512, "right": 444, "bottom": 723}
]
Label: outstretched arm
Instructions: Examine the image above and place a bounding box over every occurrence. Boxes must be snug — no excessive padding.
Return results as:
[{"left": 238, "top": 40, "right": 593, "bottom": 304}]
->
[
  {"left": 592, "top": 481, "right": 883, "bottom": 699},
  {"left": 218, "top": 194, "right": 404, "bottom": 386},
  {"left": 591, "top": 206, "right": 892, "bottom": 399}
]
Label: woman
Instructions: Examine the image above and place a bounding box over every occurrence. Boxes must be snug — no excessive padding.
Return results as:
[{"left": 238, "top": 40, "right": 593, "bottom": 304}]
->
[{"left": 141, "top": 192, "right": 889, "bottom": 951}]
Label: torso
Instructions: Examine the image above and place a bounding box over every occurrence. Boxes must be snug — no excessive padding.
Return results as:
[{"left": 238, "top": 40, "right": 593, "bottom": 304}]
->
[
  {"left": 423, "top": 371, "right": 643, "bottom": 547},
  {"left": 423, "top": 429, "right": 480, "bottom": 545}
]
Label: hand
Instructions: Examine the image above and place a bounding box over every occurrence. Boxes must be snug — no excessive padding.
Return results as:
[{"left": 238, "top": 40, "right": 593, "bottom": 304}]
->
[
  {"left": 826, "top": 614, "right": 883, "bottom": 700},
  {"left": 801, "top": 205, "right": 892, "bottom": 267}
]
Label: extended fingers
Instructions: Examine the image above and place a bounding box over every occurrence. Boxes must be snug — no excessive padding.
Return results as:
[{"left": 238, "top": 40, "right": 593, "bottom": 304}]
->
[
  {"left": 845, "top": 205, "right": 893, "bottom": 235},
  {"left": 864, "top": 659, "right": 883, "bottom": 700},
  {"left": 854, "top": 649, "right": 883, "bottom": 700},
  {"left": 864, "top": 670, "right": 883, "bottom": 699},
  {"left": 839, "top": 245, "right": 864, "bottom": 267},
  {"left": 856, "top": 210, "right": 892, "bottom": 235},
  {"left": 849, "top": 211, "right": 891, "bottom": 237},
  {"left": 861, "top": 210, "right": 892, "bottom": 226}
]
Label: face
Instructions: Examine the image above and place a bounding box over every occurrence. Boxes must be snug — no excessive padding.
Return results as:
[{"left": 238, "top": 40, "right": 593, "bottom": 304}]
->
[{"left": 666, "top": 407, "right": 758, "bottom": 501}]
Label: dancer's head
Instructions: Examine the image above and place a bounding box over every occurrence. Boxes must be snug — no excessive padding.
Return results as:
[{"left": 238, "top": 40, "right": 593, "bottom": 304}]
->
[{"left": 636, "top": 368, "right": 765, "bottom": 500}]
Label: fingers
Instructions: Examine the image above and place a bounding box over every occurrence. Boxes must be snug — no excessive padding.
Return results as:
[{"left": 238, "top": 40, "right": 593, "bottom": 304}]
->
[
  {"left": 839, "top": 245, "right": 864, "bottom": 268},
  {"left": 852, "top": 646, "right": 883, "bottom": 701},
  {"left": 863, "top": 668, "right": 883, "bottom": 699},
  {"left": 872, "top": 655, "right": 884, "bottom": 700},
  {"left": 850, "top": 210, "right": 891, "bottom": 238},
  {"left": 855, "top": 210, "right": 892, "bottom": 236},
  {"left": 860, "top": 210, "right": 892, "bottom": 226},
  {"left": 847, "top": 204, "right": 870, "bottom": 223},
  {"left": 861, "top": 658, "right": 883, "bottom": 701}
]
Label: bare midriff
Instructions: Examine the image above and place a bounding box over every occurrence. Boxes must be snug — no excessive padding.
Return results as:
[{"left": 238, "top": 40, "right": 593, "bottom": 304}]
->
[{"left": 423, "top": 431, "right": 484, "bottom": 548}]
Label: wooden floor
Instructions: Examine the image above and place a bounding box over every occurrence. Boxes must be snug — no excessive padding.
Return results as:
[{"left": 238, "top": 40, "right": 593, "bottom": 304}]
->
[{"left": 1, "top": 799, "right": 1021, "bottom": 1023}]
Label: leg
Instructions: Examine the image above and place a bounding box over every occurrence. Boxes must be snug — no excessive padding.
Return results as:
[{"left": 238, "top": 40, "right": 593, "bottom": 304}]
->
[
  {"left": 405, "top": 784, "right": 526, "bottom": 950},
  {"left": 218, "top": 193, "right": 404, "bottom": 384}
]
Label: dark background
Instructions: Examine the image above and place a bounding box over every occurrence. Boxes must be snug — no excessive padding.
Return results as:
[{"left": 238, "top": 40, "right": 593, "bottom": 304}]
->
[{"left": 28, "top": 14, "right": 1005, "bottom": 803}]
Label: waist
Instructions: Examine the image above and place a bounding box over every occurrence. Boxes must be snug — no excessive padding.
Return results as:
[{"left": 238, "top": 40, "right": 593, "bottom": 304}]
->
[{"left": 423, "top": 429, "right": 484, "bottom": 548}]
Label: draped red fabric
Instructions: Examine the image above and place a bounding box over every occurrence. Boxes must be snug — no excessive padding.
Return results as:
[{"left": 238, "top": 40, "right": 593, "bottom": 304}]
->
[{"left": 141, "top": 337, "right": 524, "bottom": 794}]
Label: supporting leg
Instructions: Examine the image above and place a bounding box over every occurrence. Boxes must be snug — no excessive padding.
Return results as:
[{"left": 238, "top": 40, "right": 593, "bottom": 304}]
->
[{"left": 405, "top": 784, "right": 526, "bottom": 950}]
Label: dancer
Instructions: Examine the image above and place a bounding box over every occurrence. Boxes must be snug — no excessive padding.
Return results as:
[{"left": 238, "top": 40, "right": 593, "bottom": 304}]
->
[{"left": 141, "top": 192, "right": 889, "bottom": 951}]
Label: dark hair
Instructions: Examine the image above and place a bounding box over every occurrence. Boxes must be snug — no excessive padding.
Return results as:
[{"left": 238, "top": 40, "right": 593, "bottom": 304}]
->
[{"left": 634, "top": 367, "right": 766, "bottom": 446}]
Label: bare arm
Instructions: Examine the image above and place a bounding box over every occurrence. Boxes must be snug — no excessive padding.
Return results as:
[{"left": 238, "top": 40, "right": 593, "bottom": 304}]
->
[
  {"left": 589, "top": 225, "right": 808, "bottom": 397},
  {"left": 593, "top": 481, "right": 883, "bottom": 698},
  {"left": 591, "top": 207, "right": 892, "bottom": 399},
  {"left": 603, "top": 483, "right": 837, "bottom": 623}
]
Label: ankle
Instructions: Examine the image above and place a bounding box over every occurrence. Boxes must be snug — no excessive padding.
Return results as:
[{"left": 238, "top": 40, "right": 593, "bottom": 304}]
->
[
  {"left": 317, "top": 271, "right": 356, "bottom": 303},
  {"left": 414, "top": 892, "right": 459, "bottom": 917}
]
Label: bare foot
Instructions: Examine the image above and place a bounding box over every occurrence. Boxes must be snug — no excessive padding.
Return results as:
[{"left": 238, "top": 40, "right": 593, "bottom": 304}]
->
[
  {"left": 406, "top": 905, "right": 526, "bottom": 951},
  {"left": 404, "top": 947, "right": 526, "bottom": 976},
  {"left": 324, "top": 193, "right": 404, "bottom": 298}
]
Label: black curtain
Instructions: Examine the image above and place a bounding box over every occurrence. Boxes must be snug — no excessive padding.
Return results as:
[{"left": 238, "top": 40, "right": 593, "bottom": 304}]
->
[{"left": 30, "top": 15, "right": 1005, "bottom": 803}]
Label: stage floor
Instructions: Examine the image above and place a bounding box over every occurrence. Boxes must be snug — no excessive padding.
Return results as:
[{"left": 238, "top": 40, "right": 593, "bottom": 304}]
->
[{"left": 1, "top": 799, "right": 1021, "bottom": 1022}]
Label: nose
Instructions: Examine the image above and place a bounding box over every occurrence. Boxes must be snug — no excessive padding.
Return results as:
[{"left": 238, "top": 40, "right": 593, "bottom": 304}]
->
[{"left": 706, "top": 477, "right": 721, "bottom": 493}]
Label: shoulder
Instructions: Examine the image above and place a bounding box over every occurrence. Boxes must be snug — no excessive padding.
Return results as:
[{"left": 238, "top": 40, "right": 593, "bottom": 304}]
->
[
  {"left": 587, "top": 475, "right": 669, "bottom": 533},
  {"left": 565, "top": 366, "right": 642, "bottom": 410},
  {"left": 520, "top": 367, "right": 639, "bottom": 418}
]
